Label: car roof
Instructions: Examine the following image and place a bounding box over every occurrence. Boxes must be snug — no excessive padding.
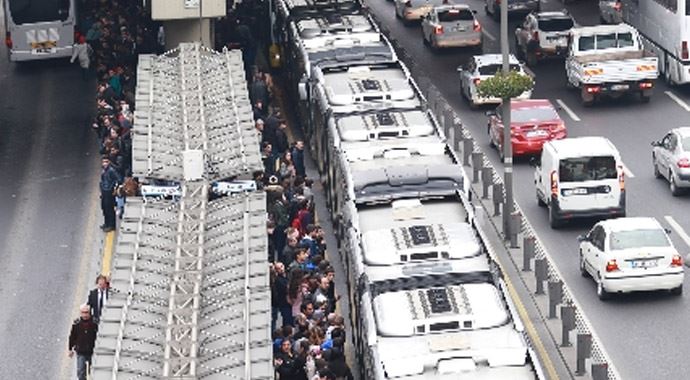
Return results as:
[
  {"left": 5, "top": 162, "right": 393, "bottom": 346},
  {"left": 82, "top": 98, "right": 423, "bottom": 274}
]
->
[
  {"left": 535, "top": 11, "right": 571, "bottom": 19},
  {"left": 571, "top": 23, "right": 637, "bottom": 36},
  {"left": 673, "top": 127, "right": 690, "bottom": 137},
  {"left": 599, "top": 217, "right": 662, "bottom": 232},
  {"left": 510, "top": 99, "right": 553, "bottom": 109},
  {"left": 547, "top": 136, "right": 619, "bottom": 158},
  {"left": 474, "top": 54, "right": 519, "bottom": 66}
]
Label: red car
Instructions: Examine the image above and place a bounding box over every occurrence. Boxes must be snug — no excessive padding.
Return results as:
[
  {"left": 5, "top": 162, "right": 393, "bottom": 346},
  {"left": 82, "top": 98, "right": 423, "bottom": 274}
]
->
[{"left": 487, "top": 99, "right": 567, "bottom": 161}]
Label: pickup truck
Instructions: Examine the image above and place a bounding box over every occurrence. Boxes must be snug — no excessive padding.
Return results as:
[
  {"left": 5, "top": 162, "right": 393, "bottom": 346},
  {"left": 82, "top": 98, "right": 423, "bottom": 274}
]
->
[{"left": 565, "top": 23, "right": 658, "bottom": 106}]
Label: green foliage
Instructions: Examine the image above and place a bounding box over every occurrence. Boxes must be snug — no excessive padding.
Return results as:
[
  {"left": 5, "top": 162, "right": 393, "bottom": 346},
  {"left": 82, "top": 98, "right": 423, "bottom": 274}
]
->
[{"left": 476, "top": 70, "right": 534, "bottom": 99}]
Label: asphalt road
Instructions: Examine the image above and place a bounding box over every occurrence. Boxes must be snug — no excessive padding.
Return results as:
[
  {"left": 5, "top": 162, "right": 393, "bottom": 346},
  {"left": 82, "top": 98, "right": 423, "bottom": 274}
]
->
[
  {"left": 364, "top": 0, "right": 690, "bottom": 379},
  {"left": 0, "top": 12, "right": 102, "bottom": 380}
]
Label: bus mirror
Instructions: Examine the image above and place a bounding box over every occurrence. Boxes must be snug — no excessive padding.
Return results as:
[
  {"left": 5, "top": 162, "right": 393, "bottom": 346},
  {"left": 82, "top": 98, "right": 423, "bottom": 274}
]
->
[{"left": 298, "top": 81, "right": 308, "bottom": 101}]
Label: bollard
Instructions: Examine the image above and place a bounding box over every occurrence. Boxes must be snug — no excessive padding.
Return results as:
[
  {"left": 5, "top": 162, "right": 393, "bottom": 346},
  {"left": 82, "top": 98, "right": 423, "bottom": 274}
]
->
[
  {"left": 509, "top": 211, "right": 521, "bottom": 248},
  {"left": 492, "top": 183, "right": 503, "bottom": 216},
  {"left": 463, "top": 138, "right": 473, "bottom": 167},
  {"left": 591, "top": 363, "right": 609, "bottom": 380},
  {"left": 523, "top": 236, "right": 535, "bottom": 271},
  {"left": 576, "top": 333, "right": 592, "bottom": 376},
  {"left": 561, "top": 305, "right": 575, "bottom": 347},
  {"left": 548, "top": 280, "right": 563, "bottom": 319},
  {"left": 481, "top": 167, "right": 492, "bottom": 199},
  {"left": 471, "top": 152, "right": 483, "bottom": 183},
  {"left": 535, "top": 258, "right": 547, "bottom": 295},
  {"left": 447, "top": 127, "right": 456, "bottom": 153}
]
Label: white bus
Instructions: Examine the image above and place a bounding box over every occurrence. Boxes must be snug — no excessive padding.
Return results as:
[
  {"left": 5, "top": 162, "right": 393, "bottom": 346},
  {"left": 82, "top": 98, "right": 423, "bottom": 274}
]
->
[
  {"left": 603, "top": 0, "right": 690, "bottom": 85},
  {"left": 3, "top": 0, "right": 76, "bottom": 61}
]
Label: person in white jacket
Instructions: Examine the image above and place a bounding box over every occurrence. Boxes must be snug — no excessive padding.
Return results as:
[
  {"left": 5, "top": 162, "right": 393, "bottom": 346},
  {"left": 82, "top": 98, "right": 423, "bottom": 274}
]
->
[{"left": 70, "top": 36, "right": 92, "bottom": 81}]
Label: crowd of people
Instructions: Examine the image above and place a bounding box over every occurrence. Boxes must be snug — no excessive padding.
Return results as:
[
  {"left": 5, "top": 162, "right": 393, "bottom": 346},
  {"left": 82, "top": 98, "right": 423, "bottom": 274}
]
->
[
  {"left": 250, "top": 70, "right": 354, "bottom": 380},
  {"left": 65, "top": 0, "right": 353, "bottom": 379}
]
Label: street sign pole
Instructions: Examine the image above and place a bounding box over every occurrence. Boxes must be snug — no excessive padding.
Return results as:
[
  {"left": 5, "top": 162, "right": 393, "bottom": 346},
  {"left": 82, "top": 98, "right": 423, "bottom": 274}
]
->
[{"left": 501, "top": 0, "right": 514, "bottom": 238}]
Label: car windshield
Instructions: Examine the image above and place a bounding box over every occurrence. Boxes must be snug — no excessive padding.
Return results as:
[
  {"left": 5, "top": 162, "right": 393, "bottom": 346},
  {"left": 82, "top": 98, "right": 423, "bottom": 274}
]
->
[
  {"left": 539, "top": 18, "right": 574, "bottom": 32},
  {"left": 438, "top": 9, "right": 474, "bottom": 22},
  {"left": 681, "top": 136, "right": 690, "bottom": 151},
  {"left": 559, "top": 156, "right": 617, "bottom": 182},
  {"left": 609, "top": 229, "right": 670, "bottom": 250},
  {"left": 478, "top": 64, "right": 520, "bottom": 75},
  {"left": 511, "top": 106, "right": 559, "bottom": 123}
]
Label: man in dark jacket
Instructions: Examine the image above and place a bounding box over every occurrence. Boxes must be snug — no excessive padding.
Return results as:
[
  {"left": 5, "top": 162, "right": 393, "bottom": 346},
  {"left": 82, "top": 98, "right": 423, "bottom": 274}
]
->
[
  {"left": 87, "top": 275, "right": 110, "bottom": 323},
  {"left": 100, "top": 157, "right": 120, "bottom": 232},
  {"left": 68, "top": 305, "right": 99, "bottom": 380},
  {"left": 273, "top": 121, "right": 290, "bottom": 154},
  {"left": 272, "top": 262, "right": 293, "bottom": 327},
  {"left": 291, "top": 140, "right": 306, "bottom": 178}
]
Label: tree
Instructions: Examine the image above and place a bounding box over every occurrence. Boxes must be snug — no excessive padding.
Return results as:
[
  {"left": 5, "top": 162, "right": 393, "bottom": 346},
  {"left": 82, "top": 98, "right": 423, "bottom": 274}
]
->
[{"left": 476, "top": 70, "right": 534, "bottom": 99}]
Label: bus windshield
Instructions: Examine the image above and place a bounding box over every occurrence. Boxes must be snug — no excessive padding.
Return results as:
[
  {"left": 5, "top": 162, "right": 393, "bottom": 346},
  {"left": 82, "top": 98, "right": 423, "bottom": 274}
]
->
[{"left": 9, "top": 0, "right": 71, "bottom": 25}]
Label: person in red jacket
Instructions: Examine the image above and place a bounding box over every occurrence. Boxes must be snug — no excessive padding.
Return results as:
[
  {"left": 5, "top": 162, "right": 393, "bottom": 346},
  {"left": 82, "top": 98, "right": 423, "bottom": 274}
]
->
[{"left": 68, "top": 305, "right": 99, "bottom": 380}]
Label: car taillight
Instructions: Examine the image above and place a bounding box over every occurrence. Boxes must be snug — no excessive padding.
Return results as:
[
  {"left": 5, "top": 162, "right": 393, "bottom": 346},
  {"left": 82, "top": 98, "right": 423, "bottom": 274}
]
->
[
  {"left": 550, "top": 170, "right": 558, "bottom": 196},
  {"left": 4, "top": 32, "right": 11, "bottom": 49},
  {"left": 586, "top": 85, "right": 602, "bottom": 94},
  {"left": 682, "top": 41, "right": 689, "bottom": 60},
  {"left": 618, "top": 165, "right": 625, "bottom": 191},
  {"left": 678, "top": 158, "right": 690, "bottom": 168},
  {"left": 606, "top": 259, "right": 619, "bottom": 272},
  {"left": 671, "top": 254, "right": 683, "bottom": 267},
  {"left": 473, "top": 78, "right": 481, "bottom": 86},
  {"left": 434, "top": 25, "right": 444, "bottom": 35},
  {"left": 639, "top": 82, "right": 653, "bottom": 89},
  {"left": 473, "top": 19, "right": 481, "bottom": 32}
]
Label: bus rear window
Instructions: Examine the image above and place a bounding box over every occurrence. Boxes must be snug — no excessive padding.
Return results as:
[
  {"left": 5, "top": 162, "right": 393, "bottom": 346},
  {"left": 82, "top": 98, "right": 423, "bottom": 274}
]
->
[
  {"left": 9, "top": 0, "right": 71, "bottom": 25},
  {"left": 559, "top": 156, "right": 617, "bottom": 182}
]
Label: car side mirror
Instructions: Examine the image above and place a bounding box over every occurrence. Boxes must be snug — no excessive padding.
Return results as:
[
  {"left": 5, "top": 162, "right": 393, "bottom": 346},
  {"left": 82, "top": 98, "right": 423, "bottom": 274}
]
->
[{"left": 577, "top": 234, "right": 587, "bottom": 242}]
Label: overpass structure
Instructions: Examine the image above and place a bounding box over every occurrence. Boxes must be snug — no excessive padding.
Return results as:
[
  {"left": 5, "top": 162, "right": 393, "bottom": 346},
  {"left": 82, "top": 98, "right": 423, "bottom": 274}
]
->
[{"left": 92, "top": 43, "right": 272, "bottom": 380}]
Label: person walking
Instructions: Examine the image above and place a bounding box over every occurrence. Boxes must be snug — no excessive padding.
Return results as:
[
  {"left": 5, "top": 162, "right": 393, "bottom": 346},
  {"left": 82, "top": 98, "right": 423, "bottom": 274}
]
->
[
  {"left": 68, "top": 305, "right": 99, "bottom": 380},
  {"left": 100, "top": 157, "right": 120, "bottom": 232},
  {"left": 70, "top": 36, "right": 93, "bottom": 81},
  {"left": 87, "top": 274, "right": 109, "bottom": 323}
]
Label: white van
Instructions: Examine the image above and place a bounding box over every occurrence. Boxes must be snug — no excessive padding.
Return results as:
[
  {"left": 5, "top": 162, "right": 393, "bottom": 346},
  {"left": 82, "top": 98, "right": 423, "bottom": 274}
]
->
[{"left": 533, "top": 137, "right": 626, "bottom": 228}]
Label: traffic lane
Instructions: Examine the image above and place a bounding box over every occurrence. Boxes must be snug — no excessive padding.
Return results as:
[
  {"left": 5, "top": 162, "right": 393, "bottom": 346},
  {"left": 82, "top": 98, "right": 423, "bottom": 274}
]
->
[
  {"left": 0, "top": 57, "right": 99, "bottom": 379},
  {"left": 368, "top": 1, "right": 690, "bottom": 379}
]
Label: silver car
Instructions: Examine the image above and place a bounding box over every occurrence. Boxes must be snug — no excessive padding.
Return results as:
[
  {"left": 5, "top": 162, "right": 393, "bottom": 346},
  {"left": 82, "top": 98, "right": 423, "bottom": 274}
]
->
[
  {"left": 421, "top": 4, "right": 482, "bottom": 51},
  {"left": 652, "top": 127, "right": 690, "bottom": 196},
  {"left": 395, "top": 0, "right": 450, "bottom": 25},
  {"left": 485, "top": 0, "right": 540, "bottom": 21},
  {"left": 599, "top": 0, "right": 623, "bottom": 24}
]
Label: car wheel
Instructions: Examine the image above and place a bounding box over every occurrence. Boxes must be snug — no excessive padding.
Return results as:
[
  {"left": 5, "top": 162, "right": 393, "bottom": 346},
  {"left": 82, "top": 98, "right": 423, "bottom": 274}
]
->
[
  {"left": 579, "top": 252, "right": 589, "bottom": 278},
  {"left": 671, "top": 285, "right": 683, "bottom": 296},
  {"left": 581, "top": 89, "right": 595, "bottom": 107},
  {"left": 653, "top": 157, "right": 662, "bottom": 178},
  {"left": 549, "top": 205, "right": 562, "bottom": 229},
  {"left": 670, "top": 173, "right": 683, "bottom": 196},
  {"left": 597, "top": 276, "right": 610, "bottom": 301},
  {"left": 537, "top": 192, "right": 546, "bottom": 207}
]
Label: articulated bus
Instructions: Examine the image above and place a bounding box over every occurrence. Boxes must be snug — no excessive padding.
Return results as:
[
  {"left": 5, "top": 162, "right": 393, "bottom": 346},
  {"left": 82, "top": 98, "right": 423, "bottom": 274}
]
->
[
  {"left": 613, "top": 0, "right": 690, "bottom": 85},
  {"left": 3, "top": 0, "right": 76, "bottom": 61}
]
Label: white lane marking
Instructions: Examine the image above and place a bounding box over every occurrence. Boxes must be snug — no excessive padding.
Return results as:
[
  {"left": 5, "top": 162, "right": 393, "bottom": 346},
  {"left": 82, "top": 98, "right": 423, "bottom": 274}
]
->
[
  {"left": 665, "top": 215, "right": 690, "bottom": 248},
  {"left": 622, "top": 163, "right": 635, "bottom": 178},
  {"left": 665, "top": 91, "right": 690, "bottom": 112},
  {"left": 483, "top": 29, "right": 496, "bottom": 42},
  {"left": 555, "top": 99, "right": 581, "bottom": 122}
]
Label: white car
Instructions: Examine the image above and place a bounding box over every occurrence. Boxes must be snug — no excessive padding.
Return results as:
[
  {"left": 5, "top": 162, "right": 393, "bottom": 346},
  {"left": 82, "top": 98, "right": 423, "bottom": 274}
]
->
[
  {"left": 458, "top": 54, "right": 532, "bottom": 108},
  {"left": 421, "top": 4, "right": 482, "bottom": 51},
  {"left": 578, "top": 217, "right": 684, "bottom": 300},
  {"left": 652, "top": 127, "right": 690, "bottom": 196}
]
